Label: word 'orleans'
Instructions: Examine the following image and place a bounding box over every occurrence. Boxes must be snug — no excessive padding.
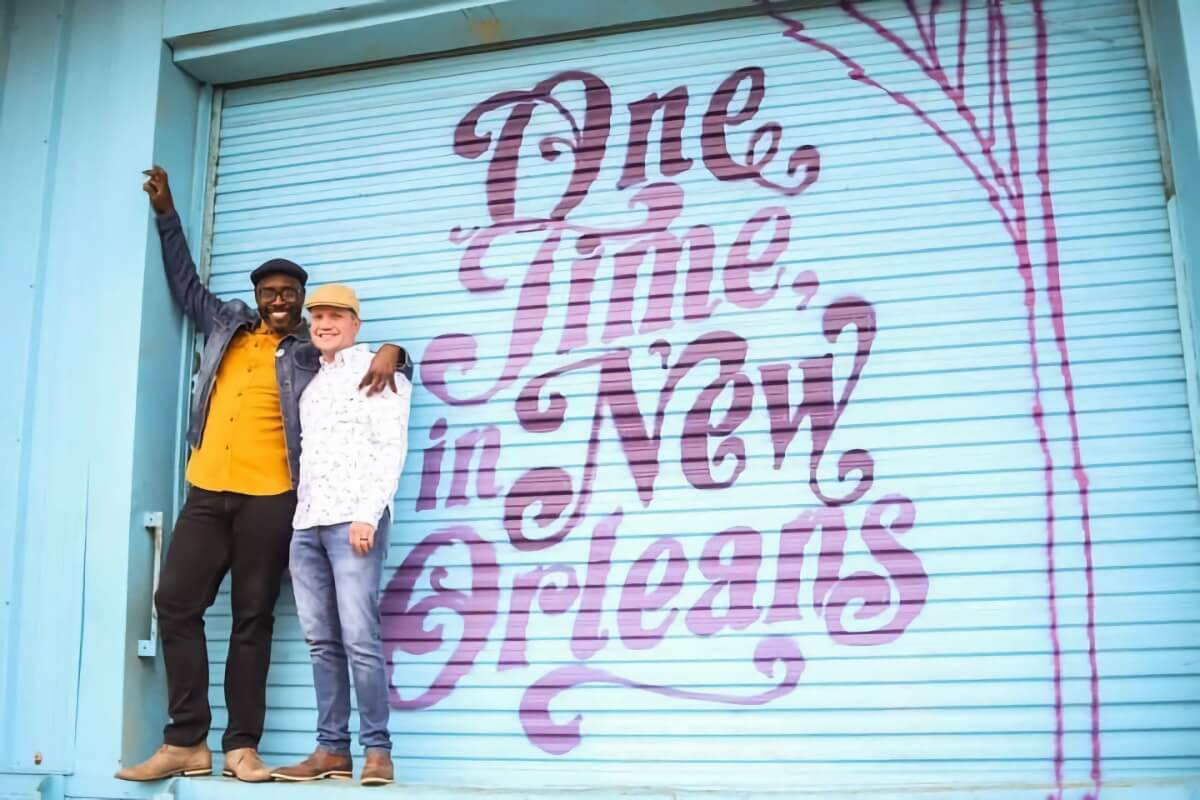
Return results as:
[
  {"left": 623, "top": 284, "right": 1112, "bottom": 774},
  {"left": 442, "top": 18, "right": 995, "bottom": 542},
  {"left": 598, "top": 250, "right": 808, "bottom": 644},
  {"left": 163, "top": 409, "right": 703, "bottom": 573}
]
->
[{"left": 385, "top": 66, "right": 927, "bottom": 755}]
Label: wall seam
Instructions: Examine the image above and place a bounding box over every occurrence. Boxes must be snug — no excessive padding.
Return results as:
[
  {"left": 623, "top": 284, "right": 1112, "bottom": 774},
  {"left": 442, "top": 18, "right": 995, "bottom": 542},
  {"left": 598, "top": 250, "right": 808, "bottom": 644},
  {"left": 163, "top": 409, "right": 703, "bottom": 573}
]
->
[{"left": 4, "top": 0, "right": 74, "bottom": 773}]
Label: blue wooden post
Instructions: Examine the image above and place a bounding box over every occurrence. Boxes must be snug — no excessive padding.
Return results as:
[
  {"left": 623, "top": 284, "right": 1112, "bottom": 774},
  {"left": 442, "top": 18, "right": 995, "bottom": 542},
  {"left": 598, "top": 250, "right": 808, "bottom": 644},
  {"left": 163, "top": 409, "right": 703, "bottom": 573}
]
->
[{"left": 0, "top": 0, "right": 206, "bottom": 791}]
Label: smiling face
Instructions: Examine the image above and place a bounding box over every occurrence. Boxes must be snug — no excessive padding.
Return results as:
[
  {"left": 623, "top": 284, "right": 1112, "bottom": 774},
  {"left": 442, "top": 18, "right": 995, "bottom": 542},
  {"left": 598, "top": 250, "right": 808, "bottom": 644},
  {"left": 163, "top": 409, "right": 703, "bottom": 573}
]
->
[
  {"left": 254, "top": 274, "right": 305, "bottom": 334},
  {"left": 309, "top": 305, "right": 361, "bottom": 359}
]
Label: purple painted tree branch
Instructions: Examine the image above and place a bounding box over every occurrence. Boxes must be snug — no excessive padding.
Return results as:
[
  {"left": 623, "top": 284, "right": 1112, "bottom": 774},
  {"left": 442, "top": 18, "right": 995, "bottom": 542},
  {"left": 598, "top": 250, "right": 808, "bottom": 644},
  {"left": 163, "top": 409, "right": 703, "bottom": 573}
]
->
[{"left": 758, "top": 2, "right": 1101, "bottom": 798}]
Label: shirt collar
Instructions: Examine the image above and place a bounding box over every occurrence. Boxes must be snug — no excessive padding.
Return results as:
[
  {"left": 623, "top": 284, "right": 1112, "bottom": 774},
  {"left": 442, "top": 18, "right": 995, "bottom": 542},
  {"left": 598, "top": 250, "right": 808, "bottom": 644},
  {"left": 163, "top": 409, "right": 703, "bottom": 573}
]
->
[
  {"left": 321, "top": 342, "right": 369, "bottom": 369},
  {"left": 253, "top": 317, "right": 311, "bottom": 343}
]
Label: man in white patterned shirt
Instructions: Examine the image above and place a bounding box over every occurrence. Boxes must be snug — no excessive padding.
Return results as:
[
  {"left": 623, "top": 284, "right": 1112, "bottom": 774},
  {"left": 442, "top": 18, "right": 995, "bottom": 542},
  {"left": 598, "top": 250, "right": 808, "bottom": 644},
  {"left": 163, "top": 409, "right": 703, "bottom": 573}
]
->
[{"left": 271, "top": 284, "right": 410, "bottom": 787}]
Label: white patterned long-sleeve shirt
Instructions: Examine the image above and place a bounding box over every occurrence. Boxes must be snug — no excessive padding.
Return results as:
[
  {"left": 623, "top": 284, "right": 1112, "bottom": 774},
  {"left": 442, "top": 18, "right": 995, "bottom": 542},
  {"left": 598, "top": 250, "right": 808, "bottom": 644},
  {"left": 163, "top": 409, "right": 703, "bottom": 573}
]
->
[{"left": 293, "top": 343, "right": 411, "bottom": 530}]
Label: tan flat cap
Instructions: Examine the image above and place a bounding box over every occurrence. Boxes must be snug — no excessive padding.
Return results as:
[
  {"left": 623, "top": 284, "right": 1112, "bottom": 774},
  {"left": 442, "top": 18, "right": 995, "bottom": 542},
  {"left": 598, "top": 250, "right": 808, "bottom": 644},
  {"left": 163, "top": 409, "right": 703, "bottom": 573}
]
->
[{"left": 304, "top": 283, "right": 360, "bottom": 316}]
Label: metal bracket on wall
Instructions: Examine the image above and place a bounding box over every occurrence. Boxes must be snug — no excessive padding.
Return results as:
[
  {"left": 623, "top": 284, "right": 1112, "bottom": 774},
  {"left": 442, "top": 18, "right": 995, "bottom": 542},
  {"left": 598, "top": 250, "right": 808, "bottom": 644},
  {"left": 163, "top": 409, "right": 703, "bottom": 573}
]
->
[{"left": 137, "top": 511, "right": 165, "bottom": 658}]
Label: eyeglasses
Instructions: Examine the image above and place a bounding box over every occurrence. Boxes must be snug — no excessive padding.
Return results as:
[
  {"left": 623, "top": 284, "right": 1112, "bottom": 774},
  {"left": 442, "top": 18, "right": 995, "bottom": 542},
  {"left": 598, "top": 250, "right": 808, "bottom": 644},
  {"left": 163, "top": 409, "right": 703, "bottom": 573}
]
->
[{"left": 256, "top": 287, "right": 300, "bottom": 303}]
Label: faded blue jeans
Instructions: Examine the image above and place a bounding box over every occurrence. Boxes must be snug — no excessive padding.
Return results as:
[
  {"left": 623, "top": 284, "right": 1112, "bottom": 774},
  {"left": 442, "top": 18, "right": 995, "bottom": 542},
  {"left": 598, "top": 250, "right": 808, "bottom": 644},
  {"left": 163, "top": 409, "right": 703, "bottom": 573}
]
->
[{"left": 289, "top": 510, "right": 392, "bottom": 754}]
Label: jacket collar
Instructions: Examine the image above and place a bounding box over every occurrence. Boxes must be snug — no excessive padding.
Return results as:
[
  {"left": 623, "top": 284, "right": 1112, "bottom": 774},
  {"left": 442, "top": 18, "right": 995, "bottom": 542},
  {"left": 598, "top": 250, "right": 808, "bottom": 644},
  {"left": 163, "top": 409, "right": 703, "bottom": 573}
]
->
[{"left": 287, "top": 319, "right": 312, "bottom": 343}]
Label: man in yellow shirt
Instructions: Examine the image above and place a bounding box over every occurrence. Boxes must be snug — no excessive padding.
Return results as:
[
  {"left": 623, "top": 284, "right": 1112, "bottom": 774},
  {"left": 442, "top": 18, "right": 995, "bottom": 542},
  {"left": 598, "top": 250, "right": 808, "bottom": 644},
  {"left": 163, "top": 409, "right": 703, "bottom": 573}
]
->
[{"left": 115, "top": 167, "right": 411, "bottom": 783}]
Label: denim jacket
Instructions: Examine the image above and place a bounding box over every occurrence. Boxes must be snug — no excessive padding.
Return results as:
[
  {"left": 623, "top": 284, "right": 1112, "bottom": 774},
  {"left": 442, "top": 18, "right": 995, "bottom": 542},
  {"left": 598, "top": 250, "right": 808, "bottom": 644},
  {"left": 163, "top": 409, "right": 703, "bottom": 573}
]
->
[{"left": 155, "top": 210, "right": 411, "bottom": 488}]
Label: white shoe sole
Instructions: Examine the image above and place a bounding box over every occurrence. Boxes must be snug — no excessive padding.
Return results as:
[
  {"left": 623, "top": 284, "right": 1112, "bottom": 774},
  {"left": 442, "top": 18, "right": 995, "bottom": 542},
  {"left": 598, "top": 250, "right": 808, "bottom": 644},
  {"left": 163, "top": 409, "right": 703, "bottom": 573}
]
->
[{"left": 268, "top": 771, "right": 352, "bottom": 782}]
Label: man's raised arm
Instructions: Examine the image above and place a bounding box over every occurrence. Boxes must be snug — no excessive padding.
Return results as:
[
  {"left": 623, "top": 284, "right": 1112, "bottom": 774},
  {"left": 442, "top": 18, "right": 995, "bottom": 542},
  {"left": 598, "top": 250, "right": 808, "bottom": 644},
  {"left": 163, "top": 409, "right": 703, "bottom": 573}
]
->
[{"left": 142, "top": 166, "right": 223, "bottom": 336}]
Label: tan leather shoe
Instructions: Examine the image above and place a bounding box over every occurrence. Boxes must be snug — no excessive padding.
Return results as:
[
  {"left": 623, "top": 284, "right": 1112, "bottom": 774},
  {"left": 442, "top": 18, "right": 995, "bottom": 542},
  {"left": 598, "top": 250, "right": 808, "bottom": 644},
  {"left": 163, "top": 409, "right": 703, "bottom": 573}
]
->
[
  {"left": 360, "top": 750, "right": 394, "bottom": 786},
  {"left": 222, "top": 748, "right": 272, "bottom": 783},
  {"left": 269, "top": 749, "right": 352, "bottom": 782},
  {"left": 115, "top": 743, "right": 212, "bottom": 781}
]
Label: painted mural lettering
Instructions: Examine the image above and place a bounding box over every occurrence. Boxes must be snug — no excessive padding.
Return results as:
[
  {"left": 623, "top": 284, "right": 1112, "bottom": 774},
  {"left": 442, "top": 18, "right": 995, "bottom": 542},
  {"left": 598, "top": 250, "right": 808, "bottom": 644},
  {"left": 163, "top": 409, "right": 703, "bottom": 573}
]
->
[
  {"left": 381, "top": 525, "right": 499, "bottom": 709},
  {"left": 387, "top": 61, "right": 926, "bottom": 755},
  {"left": 416, "top": 419, "right": 502, "bottom": 510},
  {"left": 701, "top": 66, "right": 821, "bottom": 196}
]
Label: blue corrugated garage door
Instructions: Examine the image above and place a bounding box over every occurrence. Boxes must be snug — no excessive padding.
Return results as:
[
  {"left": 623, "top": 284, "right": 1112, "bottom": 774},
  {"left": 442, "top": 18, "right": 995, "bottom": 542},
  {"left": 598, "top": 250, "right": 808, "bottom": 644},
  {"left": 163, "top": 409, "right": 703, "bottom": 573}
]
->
[{"left": 200, "top": 0, "right": 1200, "bottom": 795}]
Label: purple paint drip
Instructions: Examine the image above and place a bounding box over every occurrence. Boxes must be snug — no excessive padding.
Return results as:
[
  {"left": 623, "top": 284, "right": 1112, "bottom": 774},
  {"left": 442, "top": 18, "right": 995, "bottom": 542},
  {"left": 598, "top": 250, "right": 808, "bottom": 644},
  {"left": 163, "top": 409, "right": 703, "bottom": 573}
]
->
[
  {"left": 1032, "top": 2, "right": 1102, "bottom": 794},
  {"left": 760, "top": 2, "right": 1100, "bottom": 795}
]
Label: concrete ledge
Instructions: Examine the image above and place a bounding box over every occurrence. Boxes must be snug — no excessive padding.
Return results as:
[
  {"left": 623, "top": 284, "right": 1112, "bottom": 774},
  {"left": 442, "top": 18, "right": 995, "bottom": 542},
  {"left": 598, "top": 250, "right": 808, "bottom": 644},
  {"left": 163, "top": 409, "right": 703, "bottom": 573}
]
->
[
  {"left": 32, "top": 772, "right": 1200, "bottom": 800},
  {"left": 0, "top": 773, "right": 63, "bottom": 800}
]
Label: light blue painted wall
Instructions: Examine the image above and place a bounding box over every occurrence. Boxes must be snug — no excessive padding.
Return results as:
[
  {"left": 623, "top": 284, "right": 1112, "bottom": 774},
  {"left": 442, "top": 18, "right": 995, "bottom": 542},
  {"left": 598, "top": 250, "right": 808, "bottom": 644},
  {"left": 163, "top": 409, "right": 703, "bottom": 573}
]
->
[
  {"left": 0, "top": 0, "right": 88, "bottom": 774},
  {"left": 1177, "top": 2, "right": 1200, "bottom": 140},
  {"left": 0, "top": 0, "right": 206, "bottom": 789},
  {"left": 161, "top": 0, "right": 394, "bottom": 35}
]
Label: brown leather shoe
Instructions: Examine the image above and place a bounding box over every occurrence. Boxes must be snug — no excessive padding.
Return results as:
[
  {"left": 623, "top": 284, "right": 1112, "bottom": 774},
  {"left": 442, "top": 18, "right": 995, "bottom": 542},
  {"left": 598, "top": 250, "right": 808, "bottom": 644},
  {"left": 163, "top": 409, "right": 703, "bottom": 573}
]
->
[
  {"left": 269, "top": 749, "right": 353, "bottom": 782},
  {"left": 222, "top": 748, "right": 272, "bottom": 782},
  {"left": 360, "top": 750, "right": 394, "bottom": 786},
  {"left": 115, "top": 743, "right": 212, "bottom": 781}
]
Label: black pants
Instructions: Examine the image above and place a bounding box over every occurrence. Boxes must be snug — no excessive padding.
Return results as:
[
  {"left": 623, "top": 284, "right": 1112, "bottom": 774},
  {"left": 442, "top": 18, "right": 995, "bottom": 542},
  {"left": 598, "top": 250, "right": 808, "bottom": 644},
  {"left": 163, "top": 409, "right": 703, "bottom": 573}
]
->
[{"left": 155, "top": 487, "right": 296, "bottom": 751}]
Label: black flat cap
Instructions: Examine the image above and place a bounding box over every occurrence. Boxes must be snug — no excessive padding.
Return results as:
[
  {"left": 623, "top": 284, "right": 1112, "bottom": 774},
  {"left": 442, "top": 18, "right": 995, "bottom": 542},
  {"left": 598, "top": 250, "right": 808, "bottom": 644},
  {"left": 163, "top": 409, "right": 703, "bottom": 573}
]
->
[{"left": 250, "top": 258, "right": 308, "bottom": 286}]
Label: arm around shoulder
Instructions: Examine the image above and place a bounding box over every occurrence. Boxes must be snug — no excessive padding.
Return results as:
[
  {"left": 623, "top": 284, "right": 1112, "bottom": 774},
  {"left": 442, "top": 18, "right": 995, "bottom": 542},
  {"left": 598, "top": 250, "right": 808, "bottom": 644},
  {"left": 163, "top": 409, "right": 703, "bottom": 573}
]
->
[{"left": 360, "top": 343, "right": 415, "bottom": 395}]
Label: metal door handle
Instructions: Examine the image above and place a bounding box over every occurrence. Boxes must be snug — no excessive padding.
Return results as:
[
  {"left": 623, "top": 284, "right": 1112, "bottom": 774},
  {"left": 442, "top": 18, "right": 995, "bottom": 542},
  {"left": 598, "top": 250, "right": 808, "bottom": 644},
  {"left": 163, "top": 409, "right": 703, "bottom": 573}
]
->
[{"left": 137, "top": 511, "right": 165, "bottom": 658}]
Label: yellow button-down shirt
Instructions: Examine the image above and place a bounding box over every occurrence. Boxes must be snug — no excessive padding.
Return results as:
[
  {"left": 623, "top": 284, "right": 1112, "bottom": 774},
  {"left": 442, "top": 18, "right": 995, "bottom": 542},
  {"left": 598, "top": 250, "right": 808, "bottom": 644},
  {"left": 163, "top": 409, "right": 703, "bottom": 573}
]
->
[{"left": 186, "top": 322, "right": 292, "bottom": 495}]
